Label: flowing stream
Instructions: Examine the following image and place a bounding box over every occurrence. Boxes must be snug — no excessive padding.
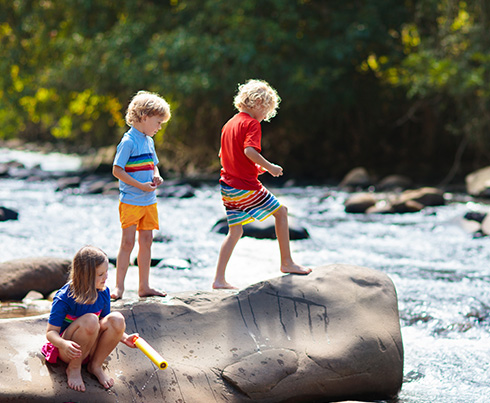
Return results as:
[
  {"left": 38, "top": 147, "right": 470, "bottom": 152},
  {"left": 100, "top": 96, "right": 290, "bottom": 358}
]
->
[{"left": 1, "top": 148, "right": 489, "bottom": 402}]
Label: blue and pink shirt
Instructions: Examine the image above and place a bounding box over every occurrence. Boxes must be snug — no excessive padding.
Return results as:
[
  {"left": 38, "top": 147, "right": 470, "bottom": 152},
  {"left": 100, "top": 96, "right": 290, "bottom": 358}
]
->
[
  {"left": 48, "top": 283, "right": 111, "bottom": 334},
  {"left": 113, "top": 126, "right": 159, "bottom": 206}
]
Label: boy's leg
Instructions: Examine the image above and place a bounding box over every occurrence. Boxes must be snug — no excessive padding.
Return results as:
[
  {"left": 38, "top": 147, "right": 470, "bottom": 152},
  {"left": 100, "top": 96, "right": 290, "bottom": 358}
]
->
[
  {"left": 137, "top": 229, "right": 166, "bottom": 297},
  {"left": 87, "top": 312, "right": 126, "bottom": 389},
  {"left": 273, "top": 206, "right": 312, "bottom": 275},
  {"left": 213, "top": 224, "right": 243, "bottom": 289},
  {"left": 111, "top": 225, "right": 137, "bottom": 300},
  {"left": 59, "top": 313, "right": 101, "bottom": 392}
]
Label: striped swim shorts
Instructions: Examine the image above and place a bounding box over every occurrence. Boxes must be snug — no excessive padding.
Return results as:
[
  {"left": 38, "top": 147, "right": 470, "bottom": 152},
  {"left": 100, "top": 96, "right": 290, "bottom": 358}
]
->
[{"left": 220, "top": 182, "right": 282, "bottom": 227}]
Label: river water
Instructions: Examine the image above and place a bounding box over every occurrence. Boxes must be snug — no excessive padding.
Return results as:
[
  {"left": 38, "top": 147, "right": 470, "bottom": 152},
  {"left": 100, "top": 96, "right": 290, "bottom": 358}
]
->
[{"left": 1, "top": 148, "right": 489, "bottom": 403}]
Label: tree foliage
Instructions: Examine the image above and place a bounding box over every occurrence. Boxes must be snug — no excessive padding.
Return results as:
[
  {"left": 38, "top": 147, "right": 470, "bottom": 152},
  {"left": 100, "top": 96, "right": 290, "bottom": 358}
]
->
[{"left": 0, "top": 0, "right": 489, "bottom": 182}]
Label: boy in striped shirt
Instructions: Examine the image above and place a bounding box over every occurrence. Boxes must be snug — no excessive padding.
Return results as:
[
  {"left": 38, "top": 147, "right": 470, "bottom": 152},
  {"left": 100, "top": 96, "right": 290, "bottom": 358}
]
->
[
  {"left": 213, "top": 80, "right": 311, "bottom": 289},
  {"left": 111, "top": 91, "right": 171, "bottom": 300}
]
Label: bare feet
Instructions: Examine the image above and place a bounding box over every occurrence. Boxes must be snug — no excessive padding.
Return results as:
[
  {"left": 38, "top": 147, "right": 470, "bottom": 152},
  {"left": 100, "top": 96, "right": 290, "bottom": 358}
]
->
[
  {"left": 138, "top": 287, "right": 167, "bottom": 298},
  {"left": 212, "top": 280, "right": 239, "bottom": 290},
  {"left": 66, "top": 366, "right": 85, "bottom": 392},
  {"left": 88, "top": 363, "right": 114, "bottom": 389},
  {"left": 281, "top": 262, "right": 312, "bottom": 275},
  {"left": 110, "top": 287, "right": 124, "bottom": 301}
]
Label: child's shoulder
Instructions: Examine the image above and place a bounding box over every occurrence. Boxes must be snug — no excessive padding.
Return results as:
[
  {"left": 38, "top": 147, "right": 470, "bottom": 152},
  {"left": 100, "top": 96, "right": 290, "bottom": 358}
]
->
[
  {"left": 226, "top": 112, "right": 258, "bottom": 127},
  {"left": 55, "top": 283, "right": 71, "bottom": 297},
  {"left": 51, "top": 283, "right": 73, "bottom": 305},
  {"left": 120, "top": 130, "right": 135, "bottom": 143}
]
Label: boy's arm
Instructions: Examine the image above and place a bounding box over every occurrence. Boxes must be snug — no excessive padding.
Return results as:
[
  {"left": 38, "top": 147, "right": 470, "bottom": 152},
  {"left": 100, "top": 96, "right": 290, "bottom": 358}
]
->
[
  {"left": 113, "top": 165, "right": 157, "bottom": 192},
  {"left": 244, "top": 147, "right": 283, "bottom": 177},
  {"left": 152, "top": 165, "right": 164, "bottom": 187}
]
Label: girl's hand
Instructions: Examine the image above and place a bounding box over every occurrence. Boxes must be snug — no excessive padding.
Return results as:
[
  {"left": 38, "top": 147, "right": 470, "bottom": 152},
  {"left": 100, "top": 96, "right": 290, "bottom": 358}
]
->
[
  {"left": 61, "top": 340, "right": 82, "bottom": 360},
  {"left": 121, "top": 333, "right": 139, "bottom": 348}
]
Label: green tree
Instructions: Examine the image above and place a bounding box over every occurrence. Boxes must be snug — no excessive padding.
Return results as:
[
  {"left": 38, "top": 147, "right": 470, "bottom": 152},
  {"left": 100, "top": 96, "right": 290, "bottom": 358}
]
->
[
  {"left": 2, "top": 0, "right": 488, "bottom": 182},
  {"left": 377, "top": 0, "right": 490, "bottom": 183}
]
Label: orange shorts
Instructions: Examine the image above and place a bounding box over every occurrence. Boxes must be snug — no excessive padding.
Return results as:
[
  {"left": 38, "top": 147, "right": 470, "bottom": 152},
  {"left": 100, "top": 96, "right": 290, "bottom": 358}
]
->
[{"left": 119, "top": 202, "right": 159, "bottom": 230}]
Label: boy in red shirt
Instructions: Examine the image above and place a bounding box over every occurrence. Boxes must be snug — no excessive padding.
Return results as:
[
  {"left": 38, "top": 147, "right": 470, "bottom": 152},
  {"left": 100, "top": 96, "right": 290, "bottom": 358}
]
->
[{"left": 213, "top": 79, "right": 311, "bottom": 289}]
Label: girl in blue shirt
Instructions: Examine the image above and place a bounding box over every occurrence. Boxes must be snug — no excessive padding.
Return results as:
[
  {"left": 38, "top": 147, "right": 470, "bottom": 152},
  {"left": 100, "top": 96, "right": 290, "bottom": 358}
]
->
[{"left": 42, "top": 246, "right": 138, "bottom": 392}]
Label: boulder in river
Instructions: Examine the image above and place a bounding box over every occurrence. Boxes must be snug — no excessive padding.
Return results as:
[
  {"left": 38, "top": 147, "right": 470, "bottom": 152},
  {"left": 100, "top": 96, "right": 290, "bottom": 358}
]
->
[
  {"left": 212, "top": 216, "right": 310, "bottom": 240},
  {"left": 344, "top": 193, "right": 377, "bottom": 213},
  {"left": 396, "top": 187, "right": 445, "bottom": 207},
  {"left": 0, "top": 257, "right": 71, "bottom": 301},
  {"left": 0, "top": 264, "right": 403, "bottom": 402},
  {"left": 345, "top": 187, "right": 444, "bottom": 214},
  {"left": 0, "top": 206, "right": 19, "bottom": 222},
  {"left": 465, "top": 166, "right": 490, "bottom": 197},
  {"left": 375, "top": 174, "right": 413, "bottom": 191},
  {"left": 339, "top": 167, "right": 374, "bottom": 190}
]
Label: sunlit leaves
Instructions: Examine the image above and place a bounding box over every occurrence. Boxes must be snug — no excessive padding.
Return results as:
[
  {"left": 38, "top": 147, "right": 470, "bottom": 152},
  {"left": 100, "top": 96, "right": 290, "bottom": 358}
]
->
[{"left": 0, "top": 0, "right": 489, "bottom": 178}]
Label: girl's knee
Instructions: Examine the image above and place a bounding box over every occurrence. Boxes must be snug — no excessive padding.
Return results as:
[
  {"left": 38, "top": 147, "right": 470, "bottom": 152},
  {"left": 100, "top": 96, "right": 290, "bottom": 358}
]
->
[
  {"left": 105, "top": 312, "right": 126, "bottom": 333},
  {"left": 78, "top": 313, "right": 100, "bottom": 335}
]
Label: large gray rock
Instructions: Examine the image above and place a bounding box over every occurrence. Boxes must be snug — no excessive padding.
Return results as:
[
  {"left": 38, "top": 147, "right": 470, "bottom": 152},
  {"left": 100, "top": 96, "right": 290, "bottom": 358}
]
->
[
  {"left": 0, "top": 264, "right": 403, "bottom": 402},
  {"left": 0, "top": 257, "right": 71, "bottom": 300}
]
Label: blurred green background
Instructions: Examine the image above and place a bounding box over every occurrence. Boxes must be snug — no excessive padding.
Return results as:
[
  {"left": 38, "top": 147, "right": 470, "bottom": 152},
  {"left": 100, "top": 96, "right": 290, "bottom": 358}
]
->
[{"left": 1, "top": 0, "right": 489, "bottom": 183}]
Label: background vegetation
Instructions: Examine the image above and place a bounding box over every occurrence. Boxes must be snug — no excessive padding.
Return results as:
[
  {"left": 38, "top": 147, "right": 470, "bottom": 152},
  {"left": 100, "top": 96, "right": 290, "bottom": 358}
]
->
[{"left": 1, "top": 0, "right": 489, "bottom": 184}]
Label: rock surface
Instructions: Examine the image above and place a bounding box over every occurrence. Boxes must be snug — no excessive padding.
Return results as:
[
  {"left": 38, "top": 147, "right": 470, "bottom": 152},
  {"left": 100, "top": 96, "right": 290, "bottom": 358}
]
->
[
  {"left": 0, "top": 264, "right": 403, "bottom": 402},
  {"left": 0, "top": 257, "right": 71, "bottom": 301}
]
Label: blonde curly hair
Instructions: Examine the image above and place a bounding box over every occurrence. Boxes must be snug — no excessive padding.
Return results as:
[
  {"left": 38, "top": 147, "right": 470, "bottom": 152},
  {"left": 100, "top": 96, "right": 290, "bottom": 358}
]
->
[
  {"left": 125, "top": 90, "right": 171, "bottom": 126},
  {"left": 233, "top": 79, "right": 281, "bottom": 122}
]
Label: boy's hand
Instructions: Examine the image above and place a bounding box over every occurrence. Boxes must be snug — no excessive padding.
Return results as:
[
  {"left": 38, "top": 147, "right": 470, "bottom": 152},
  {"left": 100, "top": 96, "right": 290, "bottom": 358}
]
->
[
  {"left": 153, "top": 175, "right": 164, "bottom": 187},
  {"left": 268, "top": 164, "right": 283, "bottom": 177},
  {"left": 140, "top": 182, "right": 157, "bottom": 192}
]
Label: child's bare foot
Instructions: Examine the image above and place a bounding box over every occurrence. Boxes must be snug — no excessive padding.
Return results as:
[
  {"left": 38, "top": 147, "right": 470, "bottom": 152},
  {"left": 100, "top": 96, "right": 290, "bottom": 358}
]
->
[
  {"left": 66, "top": 366, "right": 85, "bottom": 392},
  {"left": 110, "top": 287, "right": 124, "bottom": 301},
  {"left": 139, "top": 287, "right": 167, "bottom": 298},
  {"left": 88, "top": 364, "right": 114, "bottom": 389},
  {"left": 212, "top": 280, "right": 239, "bottom": 290},
  {"left": 281, "top": 262, "right": 312, "bottom": 275}
]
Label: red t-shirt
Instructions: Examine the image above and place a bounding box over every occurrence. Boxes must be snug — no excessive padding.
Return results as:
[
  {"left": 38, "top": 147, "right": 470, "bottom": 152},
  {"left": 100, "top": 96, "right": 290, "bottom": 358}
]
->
[{"left": 219, "top": 112, "right": 262, "bottom": 190}]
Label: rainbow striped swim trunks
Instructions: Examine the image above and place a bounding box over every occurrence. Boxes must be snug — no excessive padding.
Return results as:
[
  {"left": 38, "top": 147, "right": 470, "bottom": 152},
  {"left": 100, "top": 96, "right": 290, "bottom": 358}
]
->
[{"left": 220, "top": 182, "right": 282, "bottom": 227}]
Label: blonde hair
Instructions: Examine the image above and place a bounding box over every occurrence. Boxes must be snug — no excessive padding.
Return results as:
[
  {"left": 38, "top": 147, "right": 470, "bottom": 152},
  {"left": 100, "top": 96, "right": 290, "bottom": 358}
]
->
[
  {"left": 125, "top": 90, "right": 171, "bottom": 126},
  {"left": 233, "top": 79, "right": 281, "bottom": 121},
  {"left": 69, "top": 245, "right": 108, "bottom": 304}
]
